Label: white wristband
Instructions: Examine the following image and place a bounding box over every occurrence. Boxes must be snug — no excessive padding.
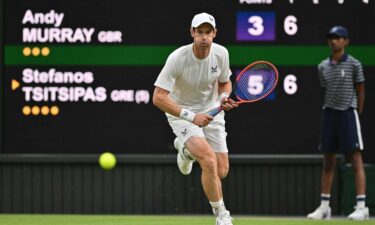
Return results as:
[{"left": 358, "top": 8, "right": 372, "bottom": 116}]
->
[
  {"left": 219, "top": 92, "right": 229, "bottom": 103},
  {"left": 180, "top": 108, "right": 196, "bottom": 123}
]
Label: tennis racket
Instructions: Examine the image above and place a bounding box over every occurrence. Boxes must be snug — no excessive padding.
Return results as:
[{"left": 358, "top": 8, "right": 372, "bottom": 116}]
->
[{"left": 207, "top": 60, "right": 279, "bottom": 117}]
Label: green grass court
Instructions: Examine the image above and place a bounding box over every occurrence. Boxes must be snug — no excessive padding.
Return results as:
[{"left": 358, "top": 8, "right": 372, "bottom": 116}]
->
[{"left": 0, "top": 215, "right": 373, "bottom": 225}]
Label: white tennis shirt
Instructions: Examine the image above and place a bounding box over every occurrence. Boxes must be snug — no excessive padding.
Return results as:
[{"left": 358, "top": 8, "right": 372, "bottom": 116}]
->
[{"left": 154, "top": 43, "right": 232, "bottom": 114}]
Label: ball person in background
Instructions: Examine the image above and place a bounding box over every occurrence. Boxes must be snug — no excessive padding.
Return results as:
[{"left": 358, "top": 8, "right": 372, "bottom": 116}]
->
[
  {"left": 153, "top": 12, "right": 237, "bottom": 225},
  {"left": 307, "top": 26, "right": 369, "bottom": 220}
]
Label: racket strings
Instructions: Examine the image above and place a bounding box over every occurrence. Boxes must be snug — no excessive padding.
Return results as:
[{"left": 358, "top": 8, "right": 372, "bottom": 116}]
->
[
  {"left": 236, "top": 74, "right": 254, "bottom": 100},
  {"left": 235, "top": 62, "right": 278, "bottom": 102}
]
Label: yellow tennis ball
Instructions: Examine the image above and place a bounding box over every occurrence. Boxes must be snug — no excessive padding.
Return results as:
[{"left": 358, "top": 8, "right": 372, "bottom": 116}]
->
[{"left": 99, "top": 152, "right": 116, "bottom": 170}]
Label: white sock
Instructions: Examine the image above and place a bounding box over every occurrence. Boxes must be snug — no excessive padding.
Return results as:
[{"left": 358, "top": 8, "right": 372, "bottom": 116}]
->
[
  {"left": 356, "top": 195, "right": 366, "bottom": 208},
  {"left": 320, "top": 193, "right": 331, "bottom": 208},
  {"left": 210, "top": 199, "right": 226, "bottom": 215}
]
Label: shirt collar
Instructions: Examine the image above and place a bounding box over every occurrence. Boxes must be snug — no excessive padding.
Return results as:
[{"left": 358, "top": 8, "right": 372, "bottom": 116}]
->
[{"left": 329, "top": 53, "right": 348, "bottom": 65}]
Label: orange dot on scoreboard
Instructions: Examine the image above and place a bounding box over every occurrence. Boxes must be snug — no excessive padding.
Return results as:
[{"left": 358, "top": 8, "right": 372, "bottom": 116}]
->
[
  {"left": 50, "top": 106, "right": 59, "bottom": 115},
  {"left": 31, "top": 106, "right": 40, "bottom": 115},
  {"left": 22, "top": 106, "right": 31, "bottom": 115},
  {"left": 41, "top": 47, "right": 50, "bottom": 56},
  {"left": 32, "top": 47, "right": 40, "bottom": 56},
  {"left": 41, "top": 106, "right": 50, "bottom": 115},
  {"left": 23, "top": 47, "right": 31, "bottom": 56}
]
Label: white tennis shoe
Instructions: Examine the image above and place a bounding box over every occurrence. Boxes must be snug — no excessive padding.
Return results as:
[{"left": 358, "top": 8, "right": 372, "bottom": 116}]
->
[
  {"left": 348, "top": 206, "right": 369, "bottom": 220},
  {"left": 174, "top": 138, "right": 194, "bottom": 175},
  {"left": 216, "top": 210, "right": 234, "bottom": 225},
  {"left": 307, "top": 206, "right": 331, "bottom": 220}
]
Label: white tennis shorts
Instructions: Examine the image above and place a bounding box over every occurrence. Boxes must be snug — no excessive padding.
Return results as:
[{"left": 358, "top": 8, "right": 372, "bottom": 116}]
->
[{"left": 167, "top": 111, "right": 228, "bottom": 153}]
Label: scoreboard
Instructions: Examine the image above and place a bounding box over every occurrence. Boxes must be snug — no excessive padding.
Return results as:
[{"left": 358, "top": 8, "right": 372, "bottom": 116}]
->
[{"left": 1, "top": 0, "right": 375, "bottom": 162}]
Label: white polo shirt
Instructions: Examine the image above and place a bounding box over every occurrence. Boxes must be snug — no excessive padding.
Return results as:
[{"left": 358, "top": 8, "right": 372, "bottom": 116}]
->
[{"left": 154, "top": 43, "right": 232, "bottom": 114}]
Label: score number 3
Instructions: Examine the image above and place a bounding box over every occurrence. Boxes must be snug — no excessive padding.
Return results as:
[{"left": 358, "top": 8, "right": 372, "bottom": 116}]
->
[
  {"left": 237, "top": 12, "right": 275, "bottom": 41},
  {"left": 248, "top": 16, "right": 264, "bottom": 36}
]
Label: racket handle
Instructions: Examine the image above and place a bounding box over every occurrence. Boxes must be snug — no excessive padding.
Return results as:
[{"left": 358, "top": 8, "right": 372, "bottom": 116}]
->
[{"left": 207, "top": 106, "right": 223, "bottom": 117}]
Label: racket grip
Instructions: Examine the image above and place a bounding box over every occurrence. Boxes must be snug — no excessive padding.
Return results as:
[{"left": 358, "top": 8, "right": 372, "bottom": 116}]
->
[{"left": 207, "top": 106, "right": 223, "bottom": 117}]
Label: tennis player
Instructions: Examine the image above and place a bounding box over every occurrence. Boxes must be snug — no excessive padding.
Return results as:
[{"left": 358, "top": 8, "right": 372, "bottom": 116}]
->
[
  {"left": 307, "top": 26, "right": 369, "bottom": 220},
  {"left": 153, "top": 12, "right": 237, "bottom": 225}
]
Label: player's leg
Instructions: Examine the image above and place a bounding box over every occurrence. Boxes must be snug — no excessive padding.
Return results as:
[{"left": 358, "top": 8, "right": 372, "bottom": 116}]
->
[
  {"left": 174, "top": 137, "right": 195, "bottom": 175},
  {"left": 216, "top": 152, "right": 229, "bottom": 179},
  {"left": 345, "top": 109, "right": 369, "bottom": 220},
  {"left": 308, "top": 109, "right": 335, "bottom": 220},
  {"left": 350, "top": 150, "right": 366, "bottom": 196},
  {"left": 215, "top": 152, "right": 229, "bottom": 206},
  {"left": 185, "top": 136, "right": 222, "bottom": 201},
  {"left": 307, "top": 153, "right": 335, "bottom": 220},
  {"left": 321, "top": 153, "right": 336, "bottom": 194},
  {"left": 168, "top": 116, "right": 201, "bottom": 175},
  {"left": 204, "top": 111, "right": 229, "bottom": 179},
  {"left": 214, "top": 152, "right": 230, "bottom": 224},
  {"left": 186, "top": 139, "right": 233, "bottom": 225},
  {"left": 347, "top": 150, "right": 369, "bottom": 220},
  {"left": 202, "top": 112, "right": 233, "bottom": 225},
  {"left": 168, "top": 114, "right": 226, "bottom": 201},
  {"left": 169, "top": 116, "right": 232, "bottom": 224}
]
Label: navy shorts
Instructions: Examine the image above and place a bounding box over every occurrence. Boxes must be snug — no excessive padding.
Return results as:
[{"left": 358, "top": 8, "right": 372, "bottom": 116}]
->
[{"left": 319, "top": 108, "right": 364, "bottom": 153}]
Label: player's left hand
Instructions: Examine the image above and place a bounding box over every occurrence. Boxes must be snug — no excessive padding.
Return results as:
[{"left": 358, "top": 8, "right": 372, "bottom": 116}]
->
[{"left": 221, "top": 98, "right": 238, "bottom": 111}]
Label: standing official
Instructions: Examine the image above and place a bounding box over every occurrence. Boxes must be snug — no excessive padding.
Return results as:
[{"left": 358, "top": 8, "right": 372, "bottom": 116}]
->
[{"left": 307, "top": 26, "right": 369, "bottom": 220}]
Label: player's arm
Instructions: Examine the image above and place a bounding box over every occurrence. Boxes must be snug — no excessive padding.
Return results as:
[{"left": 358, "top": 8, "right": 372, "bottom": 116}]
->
[
  {"left": 153, "top": 86, "right": 213, "bottom": 127},
  {"left": 355, "top": 82, "right": 365, "bottom": 114},
  {"left": 153, "top": 87, "right": 181, "bottom": 117},
  {"left": 218, "top": 81, "right": 238, "bottom": 111}
]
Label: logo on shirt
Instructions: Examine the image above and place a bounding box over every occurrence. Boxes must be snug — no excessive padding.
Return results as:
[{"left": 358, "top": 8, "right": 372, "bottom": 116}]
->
[
  {"left": 341, "top": 69, "right": 346, "bottom": 77},
  {"left": 211, "top": 66, "right": 218, "bottom": 73},
  {"left": 181, "top": 128, "right": 188, "bottom": 137}
]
